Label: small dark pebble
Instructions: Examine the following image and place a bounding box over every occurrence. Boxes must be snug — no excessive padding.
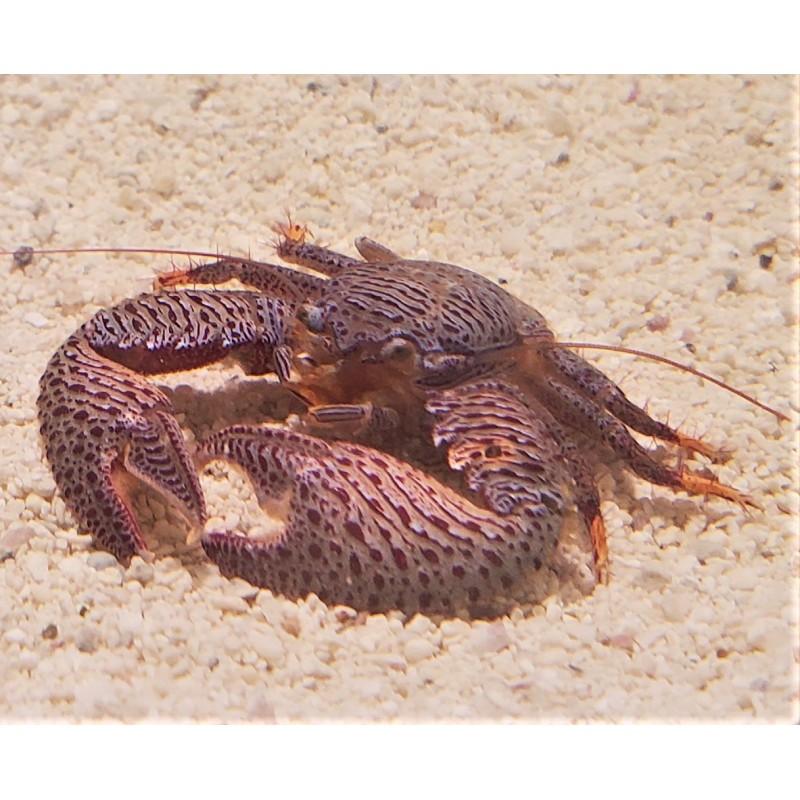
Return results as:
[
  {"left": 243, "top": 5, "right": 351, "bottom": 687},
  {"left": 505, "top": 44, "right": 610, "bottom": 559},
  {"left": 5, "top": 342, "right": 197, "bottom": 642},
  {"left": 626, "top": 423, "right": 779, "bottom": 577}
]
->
[
  {"left": 41, "top": 623, "right": 58, "bottom": 640},
  {"left": 410, "top": 192, "right": 437, "bottom": 210},
  {"left": 498, "top": 277, "right": 508, "bottom": 285},
  {"left": 554, "top": 152, "right": 570, "bottom": 165},
  {"left": 759, "top": 253, "right": 773, "bottom": 270},
  {"left": 375, "top": 124, "right": 388, "bottom": 134},
  {"left": 307, "top": 81, "right": 322, "bottom": 93},
  {"left": 726, "top": 275, "right": 739, "bottom": 291},
  {"left": 646, "top": 314, "right": 671, "bottom": 332},
  {"left": 703, "top": 211, "right": 714, "bottom": 222},
  {"left": 768, "top": 179, "right": 784, "bottom": 191},
  {"left": 13, "top": 246, "right": 34, "bottom": 268},
  {"left": 78, "top": 605, "right": 89, "bottom": 617},
  {"left": 685, "top": 342, "right": 697, "bottom": 354},
  {"left": 190, "top": 86, "right": 214, "bottom": 111}
]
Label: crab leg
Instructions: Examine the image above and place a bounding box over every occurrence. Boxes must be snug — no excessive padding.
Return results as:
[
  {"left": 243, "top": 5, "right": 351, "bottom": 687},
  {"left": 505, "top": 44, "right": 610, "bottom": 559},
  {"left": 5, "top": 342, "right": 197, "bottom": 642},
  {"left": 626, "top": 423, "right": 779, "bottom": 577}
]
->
[
  {"left": 354, "top": 237, "right": 402, "bottom": 264},
  {"left": 533, "top": 374, "right": 754, "bottom": 507},
  {"left": 156, "top": 256, "right": 326, "bottom": 302},
  {"left": 38, "top": 333, "right": 205, "bottom": 562},
  {"left": 275, "top": 226, "right": 402, "bottom": 274},
  {"left": 198, "top": 380, "right": 585, "bottom": 615},
  {"left": 38, "top": 290, "right": 295, "bottom": 562},
  {"left": 541, "top": 344, "right": 724, "bottom": 460}
]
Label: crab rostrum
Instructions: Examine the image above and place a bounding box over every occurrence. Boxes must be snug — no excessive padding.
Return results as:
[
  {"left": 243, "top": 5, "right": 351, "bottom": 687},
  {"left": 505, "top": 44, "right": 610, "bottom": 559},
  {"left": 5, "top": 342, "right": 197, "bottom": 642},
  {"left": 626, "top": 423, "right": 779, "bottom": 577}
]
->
[{"left": 37, "top": 225, "right": 748, "bottom": 616}]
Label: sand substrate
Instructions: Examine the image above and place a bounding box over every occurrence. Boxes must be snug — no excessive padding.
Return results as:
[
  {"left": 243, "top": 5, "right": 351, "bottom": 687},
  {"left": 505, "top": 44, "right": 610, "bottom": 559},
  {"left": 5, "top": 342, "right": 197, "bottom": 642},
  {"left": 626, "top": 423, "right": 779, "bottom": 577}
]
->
[{"left": 0, "top": 75, "right": 797, "bottom": 721}]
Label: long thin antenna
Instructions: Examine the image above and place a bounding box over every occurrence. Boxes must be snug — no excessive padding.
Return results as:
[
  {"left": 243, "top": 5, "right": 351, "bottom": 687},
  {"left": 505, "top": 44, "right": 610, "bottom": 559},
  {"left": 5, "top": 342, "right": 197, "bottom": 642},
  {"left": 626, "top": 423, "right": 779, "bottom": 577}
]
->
[
  {"left": 4, "top": 246, "right": 238, "bottom": 261},
  {"left": 560, "top": 341, "right": 788, "bottom": 422}
]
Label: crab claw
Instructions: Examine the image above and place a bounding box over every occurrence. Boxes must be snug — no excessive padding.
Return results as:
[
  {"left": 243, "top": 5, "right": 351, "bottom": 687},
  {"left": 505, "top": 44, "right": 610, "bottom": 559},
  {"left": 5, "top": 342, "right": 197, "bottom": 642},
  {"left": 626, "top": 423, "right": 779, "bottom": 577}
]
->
[
  {"left": 38, "top": 335, "right": 206, "bottom": 562},
  {"left": 197, "top": 380, "right": 579, "bottom": 615},
  {"left": 196, "top": 423, "right": 528, "bottom": 615}
]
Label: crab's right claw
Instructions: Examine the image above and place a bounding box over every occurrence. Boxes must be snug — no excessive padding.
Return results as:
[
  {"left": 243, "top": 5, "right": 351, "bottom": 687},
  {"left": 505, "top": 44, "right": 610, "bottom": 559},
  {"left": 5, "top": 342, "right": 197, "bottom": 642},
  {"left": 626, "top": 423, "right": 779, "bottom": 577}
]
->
[
  {"left": 198, "top": 380, "right": 581, "bottom": 615},
  {"left": 37, "top": 336, "right": 206, "bottom": 562}
]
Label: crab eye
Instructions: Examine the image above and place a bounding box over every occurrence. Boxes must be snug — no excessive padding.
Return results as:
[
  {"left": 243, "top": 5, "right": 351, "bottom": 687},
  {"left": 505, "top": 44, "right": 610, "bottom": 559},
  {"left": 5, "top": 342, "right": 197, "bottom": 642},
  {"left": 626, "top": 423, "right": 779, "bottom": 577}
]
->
[
  {"left": 298, "top": 304, "right": 325, "bottom": 333},
  {"left": 380, "top": 337, "right": 413, "bottom": 361}
]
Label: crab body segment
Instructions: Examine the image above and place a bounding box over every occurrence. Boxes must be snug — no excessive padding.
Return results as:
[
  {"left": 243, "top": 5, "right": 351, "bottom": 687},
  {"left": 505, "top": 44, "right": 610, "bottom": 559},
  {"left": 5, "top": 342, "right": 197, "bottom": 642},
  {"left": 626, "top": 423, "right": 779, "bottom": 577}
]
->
[{"left": 37, "top": 229, "right": 749, "bottom": 615}]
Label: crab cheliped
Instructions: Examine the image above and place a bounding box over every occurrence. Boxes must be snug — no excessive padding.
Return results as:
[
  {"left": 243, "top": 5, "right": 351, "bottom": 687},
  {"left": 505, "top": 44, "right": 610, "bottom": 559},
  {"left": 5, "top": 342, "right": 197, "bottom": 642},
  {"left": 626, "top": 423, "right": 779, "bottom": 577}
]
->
[{"left": 35, "top": 225, "right": 766, "bottom": 615}]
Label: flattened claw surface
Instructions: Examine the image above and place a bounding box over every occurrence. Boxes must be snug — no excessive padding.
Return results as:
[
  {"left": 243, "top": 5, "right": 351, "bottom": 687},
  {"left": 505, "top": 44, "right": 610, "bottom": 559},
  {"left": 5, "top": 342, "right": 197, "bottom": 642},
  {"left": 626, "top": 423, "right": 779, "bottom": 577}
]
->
[
  {"left": 198, "top": 425, "right": 520, "bottom": 614},
  {"left": 198, "top": 380, "right": 578, "bottom": 615},
  {"left": 38, "top": 334, "right": 206, "bottom": 562}
]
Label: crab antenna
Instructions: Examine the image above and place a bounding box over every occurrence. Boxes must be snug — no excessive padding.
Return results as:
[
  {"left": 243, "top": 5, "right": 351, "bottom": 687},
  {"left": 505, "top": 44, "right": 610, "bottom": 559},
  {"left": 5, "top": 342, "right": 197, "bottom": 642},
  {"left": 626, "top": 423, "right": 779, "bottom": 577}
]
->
[
  {"left": 3, "top": 246, "right": 237, "bottom": 261},
  {"left": 560, "top": 341, "right": 788, "bottom": 422}
]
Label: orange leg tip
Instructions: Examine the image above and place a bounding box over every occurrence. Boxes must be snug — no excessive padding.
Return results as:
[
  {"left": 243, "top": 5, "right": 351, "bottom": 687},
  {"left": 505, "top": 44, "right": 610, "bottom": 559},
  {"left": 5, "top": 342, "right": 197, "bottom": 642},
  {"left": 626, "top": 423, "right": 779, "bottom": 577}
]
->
[
  {"left": 153, "top": 268, "right": 192, "bottom": 289},
  {"left": 675, "top": 433, "right": 730, "bottom": 464},
  {"left": 272, "top": 219, "right": 310, "bottom": 244},
  {"left": 588, "top": 514, "right": 609, "bottom": 584},
  {"left": 679, "top": 470, "right": 762, "bottom": 511}
]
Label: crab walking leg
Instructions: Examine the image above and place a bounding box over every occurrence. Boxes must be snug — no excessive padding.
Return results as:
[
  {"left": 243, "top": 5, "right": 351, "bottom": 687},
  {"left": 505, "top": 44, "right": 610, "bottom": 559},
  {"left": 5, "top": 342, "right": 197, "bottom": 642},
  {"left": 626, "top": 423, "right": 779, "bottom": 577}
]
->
[
  {"left": 156, "top": 256, "right": 326, "bottom": 303},
  {"left": 551, "top": 432, "right": 607, "bottom": 580},
  {"left": 541, "top": 344, "right": 723, "bottom": 460},
  {"left": 534, "top": 375, "right": 755, "bottom": 506},
  {"left": 276, "top": 240, "right": 362, "bottom": 276},
  {"left": 354, "top": 236, "right": 402, "bottom": 264},
  {"left": 38, "top": 290, "right": 296, "bottom": 562},
  {"left": 276, "top": 230, "right": 402, "bottom": 274},
  {"left": 199, "top": 382, "right": 578, "bottom": 615}
]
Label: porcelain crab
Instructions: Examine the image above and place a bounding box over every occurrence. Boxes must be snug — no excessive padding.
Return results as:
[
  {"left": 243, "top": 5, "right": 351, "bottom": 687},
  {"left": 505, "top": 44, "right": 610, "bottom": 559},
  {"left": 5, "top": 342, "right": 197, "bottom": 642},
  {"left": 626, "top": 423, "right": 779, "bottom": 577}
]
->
[{"left": 36, "top": 225, "right": 752, "bottom": 615}]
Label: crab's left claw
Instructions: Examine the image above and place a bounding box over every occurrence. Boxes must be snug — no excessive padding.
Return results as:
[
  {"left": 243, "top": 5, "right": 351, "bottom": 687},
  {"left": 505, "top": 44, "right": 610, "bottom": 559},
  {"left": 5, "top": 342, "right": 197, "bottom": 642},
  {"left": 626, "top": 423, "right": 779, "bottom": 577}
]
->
[
  {"left": 38, "top": 335, "right": 207, "bottom": 562},
  {"left": 39, "top": 288, "right": 304, "bottom": 562}
]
